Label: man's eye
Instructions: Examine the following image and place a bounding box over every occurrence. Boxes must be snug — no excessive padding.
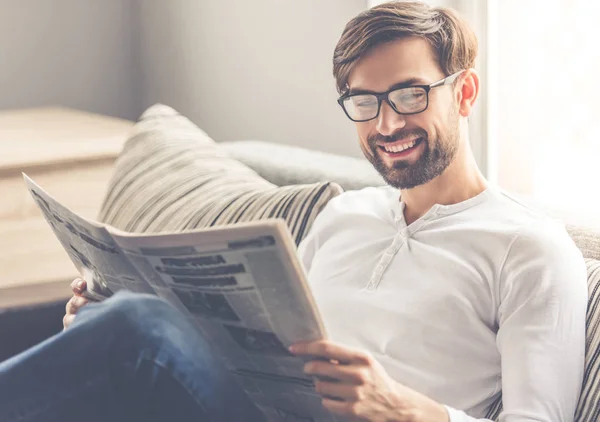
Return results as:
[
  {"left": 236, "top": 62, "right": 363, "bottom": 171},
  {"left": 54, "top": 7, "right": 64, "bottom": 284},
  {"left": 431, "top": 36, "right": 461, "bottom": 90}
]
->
[
  {"left": 349, "top": 95, "right": 377, "bottom": 108},
  {"left": 402, "top": 93, "right": 424, "bottom": 102}
]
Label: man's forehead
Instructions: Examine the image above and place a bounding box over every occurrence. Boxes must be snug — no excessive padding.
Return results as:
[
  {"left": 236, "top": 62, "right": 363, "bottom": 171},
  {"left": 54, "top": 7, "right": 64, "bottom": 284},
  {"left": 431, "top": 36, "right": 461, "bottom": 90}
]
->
[{"left": 346, "top": 37, "right": 442, "bottom": 93}]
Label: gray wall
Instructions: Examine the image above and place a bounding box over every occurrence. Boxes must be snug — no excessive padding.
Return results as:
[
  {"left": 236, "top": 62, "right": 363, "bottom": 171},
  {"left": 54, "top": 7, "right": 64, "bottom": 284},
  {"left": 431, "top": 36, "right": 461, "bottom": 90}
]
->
[
  {"left": 0, "top": 0, "right": 139, "bottom": 120},
  {"left": 0, "top": 0, "right": 366, "bottom": 157},
  {"left": 137, "top": 0, "right": 365, "bottom": 157}
]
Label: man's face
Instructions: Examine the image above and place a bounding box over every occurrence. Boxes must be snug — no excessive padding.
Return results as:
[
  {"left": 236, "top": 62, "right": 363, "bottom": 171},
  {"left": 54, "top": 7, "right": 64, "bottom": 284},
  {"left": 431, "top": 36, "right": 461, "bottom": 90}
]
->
[{"left": 346, "top": 37, "right": 461, "bottom": 189}]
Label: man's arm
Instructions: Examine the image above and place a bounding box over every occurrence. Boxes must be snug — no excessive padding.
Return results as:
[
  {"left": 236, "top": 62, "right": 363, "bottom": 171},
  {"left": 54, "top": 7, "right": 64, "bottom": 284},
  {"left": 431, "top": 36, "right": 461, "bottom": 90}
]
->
[
  {"left": 296, "top": 221, "right": 587, "bottom": 421},
  {"left": 447, "top": 223, "right": 587, "bottom": 421}
]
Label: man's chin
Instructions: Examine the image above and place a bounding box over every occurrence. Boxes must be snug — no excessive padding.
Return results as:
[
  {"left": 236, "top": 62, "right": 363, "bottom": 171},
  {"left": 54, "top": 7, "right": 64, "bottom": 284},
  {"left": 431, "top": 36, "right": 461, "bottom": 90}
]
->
[
  {"left": 371, "top": 161, "right": 408, "bottom": 188},
  {"left": 373, "top": 151, "right": 412, "bottom": 171},
  {"left": 379, "top": 161, "right": 448, "bottom": 190},
  {"left": 373, "top": 156, "right": 431, "bottom": 189},
  {"left": 381, "top": 170, "right": 412, "bottom": 190}
]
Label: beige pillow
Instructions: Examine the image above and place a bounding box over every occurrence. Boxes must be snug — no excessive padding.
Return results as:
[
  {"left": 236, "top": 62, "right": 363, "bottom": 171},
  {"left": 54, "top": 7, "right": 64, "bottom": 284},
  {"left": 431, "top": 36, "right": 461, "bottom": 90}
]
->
[{"left": 98, "top": 104, "right": 343, "bottom": 245}]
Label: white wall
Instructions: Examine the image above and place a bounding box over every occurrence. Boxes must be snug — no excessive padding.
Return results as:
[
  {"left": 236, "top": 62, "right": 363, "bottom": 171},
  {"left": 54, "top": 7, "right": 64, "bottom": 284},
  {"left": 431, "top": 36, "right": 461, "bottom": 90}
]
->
[
  {"left": 137, "top": 0, "right": 365, "bottom": 157},
  {"left": 0, "top": 0, "right": 139, "bottom": 120}
]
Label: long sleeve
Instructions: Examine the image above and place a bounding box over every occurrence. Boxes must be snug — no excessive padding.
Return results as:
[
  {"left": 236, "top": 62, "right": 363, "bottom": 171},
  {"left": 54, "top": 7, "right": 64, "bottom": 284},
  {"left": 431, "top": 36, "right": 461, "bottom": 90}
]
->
[{"left": 446, "top": 223, "right": 588, "bottom": 421}]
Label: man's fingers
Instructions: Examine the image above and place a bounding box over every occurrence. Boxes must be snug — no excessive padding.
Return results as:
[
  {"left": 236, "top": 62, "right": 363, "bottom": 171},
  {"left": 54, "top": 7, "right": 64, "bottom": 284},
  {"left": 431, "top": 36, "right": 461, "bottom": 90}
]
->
[
  {"left": 290, "top": 340, "right": 371, "bottom": 365},
  {"left": 70, "top": 278, "right": 87, "bottom": 296},
  {"left": 65, "top": 297, "right": 74, "bottom": 314},
  {"left": 315, "top": 380, "right": 361, "bottom": 401},
  {"left": 63, "top": 313, "right": 76, "bottom": 330},
  {"left": 64, "top": 294, "right": 89, "bottom": 329},
  {"left": 65, "top": 295, "right": 89, "bottom": 315},
  {"left": 304, "top": 360, "right": 366, "bottom": 384},
  {"left": 72, "top": 296, "right": 89, "bottom": 312}
]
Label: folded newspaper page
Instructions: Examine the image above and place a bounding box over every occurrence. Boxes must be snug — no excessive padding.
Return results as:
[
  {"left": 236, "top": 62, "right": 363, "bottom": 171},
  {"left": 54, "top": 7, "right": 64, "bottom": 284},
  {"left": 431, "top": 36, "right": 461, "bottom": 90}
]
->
[{"left": 24, "top": 174, "right": 343, "bottom": 422}]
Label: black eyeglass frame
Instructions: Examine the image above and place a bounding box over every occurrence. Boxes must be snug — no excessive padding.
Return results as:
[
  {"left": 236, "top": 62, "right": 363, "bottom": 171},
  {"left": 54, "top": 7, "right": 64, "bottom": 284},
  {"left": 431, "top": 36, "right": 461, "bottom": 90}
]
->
[{"left": 337, "top": 69, "right": 466, "bottom": 122}]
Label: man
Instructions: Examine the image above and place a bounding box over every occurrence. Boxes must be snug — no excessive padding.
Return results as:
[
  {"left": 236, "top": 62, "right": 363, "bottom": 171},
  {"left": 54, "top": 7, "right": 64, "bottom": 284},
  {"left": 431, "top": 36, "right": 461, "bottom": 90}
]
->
[{"left": 0, "top": 2, "right": 587, "bottom": 421}]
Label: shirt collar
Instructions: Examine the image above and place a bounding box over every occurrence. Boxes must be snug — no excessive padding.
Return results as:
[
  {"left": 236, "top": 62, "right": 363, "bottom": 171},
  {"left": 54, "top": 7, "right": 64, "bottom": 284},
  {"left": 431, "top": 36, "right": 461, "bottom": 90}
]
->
[{"left": 389, "top": 186, "right": 494, "bottom": 227}]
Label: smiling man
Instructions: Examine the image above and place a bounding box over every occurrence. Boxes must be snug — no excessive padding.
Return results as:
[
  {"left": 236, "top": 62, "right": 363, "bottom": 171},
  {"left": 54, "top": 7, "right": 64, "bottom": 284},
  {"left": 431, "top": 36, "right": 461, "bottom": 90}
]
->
[
  {"left": 1, "top": 2, "right": 588, "bottom": 422},
  {"left": 289, "top": 3, "right": 587, "bottom": 421}
]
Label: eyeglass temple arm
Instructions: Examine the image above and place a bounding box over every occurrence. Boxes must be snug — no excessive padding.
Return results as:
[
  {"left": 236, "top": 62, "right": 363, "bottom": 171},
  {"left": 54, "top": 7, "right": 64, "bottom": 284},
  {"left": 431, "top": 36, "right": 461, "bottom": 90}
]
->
[{"left": 429, "top": 69, "right": 466, "bottom": 88}]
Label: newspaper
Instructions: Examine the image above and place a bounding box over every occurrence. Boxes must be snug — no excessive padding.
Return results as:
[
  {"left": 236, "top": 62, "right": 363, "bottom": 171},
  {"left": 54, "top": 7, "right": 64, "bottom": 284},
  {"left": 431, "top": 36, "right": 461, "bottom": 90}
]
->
[{"left": 24, "top": 174, "right": 343, "bottom": 422}]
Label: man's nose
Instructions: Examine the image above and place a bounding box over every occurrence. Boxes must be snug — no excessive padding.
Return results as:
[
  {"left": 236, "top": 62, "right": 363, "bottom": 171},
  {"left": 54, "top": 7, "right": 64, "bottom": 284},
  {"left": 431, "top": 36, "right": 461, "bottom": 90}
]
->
[{"left": 375, "top": 101, "right": 407, "bottom": 136}]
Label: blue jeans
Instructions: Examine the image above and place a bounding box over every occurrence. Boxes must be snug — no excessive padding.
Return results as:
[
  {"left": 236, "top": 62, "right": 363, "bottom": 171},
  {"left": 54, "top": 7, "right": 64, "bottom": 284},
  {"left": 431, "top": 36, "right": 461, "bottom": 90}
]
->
[{"left": 0, "top": 292, "right": 267, "bottom": 422}]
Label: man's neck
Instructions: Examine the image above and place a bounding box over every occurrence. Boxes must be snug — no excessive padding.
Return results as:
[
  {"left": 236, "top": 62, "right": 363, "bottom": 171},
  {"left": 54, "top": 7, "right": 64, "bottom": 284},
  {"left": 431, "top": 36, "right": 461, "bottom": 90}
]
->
[{"left": 400, "top": 148, "right": 488, "bottom": 226}]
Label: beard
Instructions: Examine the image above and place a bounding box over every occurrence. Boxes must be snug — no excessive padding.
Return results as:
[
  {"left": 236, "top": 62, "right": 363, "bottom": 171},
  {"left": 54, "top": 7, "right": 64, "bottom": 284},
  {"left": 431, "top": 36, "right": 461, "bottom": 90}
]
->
[{"left": 364, "top": 108, "right": 460, "bottom": 190}]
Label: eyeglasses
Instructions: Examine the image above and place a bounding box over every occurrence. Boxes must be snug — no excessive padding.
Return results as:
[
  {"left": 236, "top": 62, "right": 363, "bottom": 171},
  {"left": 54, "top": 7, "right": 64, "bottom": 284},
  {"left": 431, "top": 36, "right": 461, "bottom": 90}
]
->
[{"left": 337, "top": 70, "right": 465, "bottom": 122}]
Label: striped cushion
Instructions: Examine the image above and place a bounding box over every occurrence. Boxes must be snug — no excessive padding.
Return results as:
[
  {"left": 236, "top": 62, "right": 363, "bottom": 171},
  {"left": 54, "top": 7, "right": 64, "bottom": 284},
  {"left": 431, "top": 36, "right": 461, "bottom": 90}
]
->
[
  {"left": 98, "top": 104, "right": 343, "bottom": 245},
  {"left": 485, "top": 258, "right": 600, "bottom": 421},
  {"left": 576, "top": 259, "right": 600, "bottom": 421}
]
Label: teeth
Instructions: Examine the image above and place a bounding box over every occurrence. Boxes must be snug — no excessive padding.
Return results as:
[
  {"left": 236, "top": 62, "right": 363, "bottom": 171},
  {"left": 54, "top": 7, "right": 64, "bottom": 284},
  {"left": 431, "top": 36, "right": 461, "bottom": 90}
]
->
[{"left": 384, "top": 140, "right": 416, "bottom": 152}]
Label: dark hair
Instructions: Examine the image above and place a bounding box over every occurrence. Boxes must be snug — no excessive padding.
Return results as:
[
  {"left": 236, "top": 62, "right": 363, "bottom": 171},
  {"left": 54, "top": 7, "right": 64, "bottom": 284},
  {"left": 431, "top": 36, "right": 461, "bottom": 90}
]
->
[{"left": 333, "top": 1, "right": 478, "bottom": 94}]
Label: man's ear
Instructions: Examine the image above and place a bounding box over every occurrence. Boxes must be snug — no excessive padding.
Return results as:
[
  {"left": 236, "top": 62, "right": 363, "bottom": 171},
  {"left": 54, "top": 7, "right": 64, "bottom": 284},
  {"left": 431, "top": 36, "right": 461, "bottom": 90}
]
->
[{"left": 457, "top": 68, "right": 479, "bottom": 118}]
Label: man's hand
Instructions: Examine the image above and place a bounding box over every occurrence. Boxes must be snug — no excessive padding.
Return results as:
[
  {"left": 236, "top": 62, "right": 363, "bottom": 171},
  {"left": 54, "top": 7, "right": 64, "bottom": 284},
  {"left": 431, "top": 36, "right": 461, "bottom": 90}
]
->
[
  {"left": 289, "top": 340, "right": 449, "bottom": 422},
  {"left": 63, "top": 278, "right": 90, "bottom": 330}
]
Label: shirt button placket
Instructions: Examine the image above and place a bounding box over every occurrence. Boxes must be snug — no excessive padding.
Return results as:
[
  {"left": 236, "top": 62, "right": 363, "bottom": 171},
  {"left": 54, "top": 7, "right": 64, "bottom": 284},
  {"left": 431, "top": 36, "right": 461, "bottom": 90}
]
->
[{"left": 366, "top": 232, "right": 405, "bottom": 291}]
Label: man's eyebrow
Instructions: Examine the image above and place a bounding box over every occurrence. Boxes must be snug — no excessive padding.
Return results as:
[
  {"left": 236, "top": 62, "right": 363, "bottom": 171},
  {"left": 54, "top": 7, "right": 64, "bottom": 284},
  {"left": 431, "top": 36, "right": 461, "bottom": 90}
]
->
[{"left": 348, "top": 78, "right": 429, "bottom": 95}]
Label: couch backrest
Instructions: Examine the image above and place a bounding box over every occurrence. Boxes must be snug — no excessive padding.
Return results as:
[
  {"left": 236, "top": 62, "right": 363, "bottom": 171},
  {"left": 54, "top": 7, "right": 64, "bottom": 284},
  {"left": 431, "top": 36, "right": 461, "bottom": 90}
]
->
[
  {"left": 568, "top": 225, "right": 600, "bottom": 261},
  {"left": 222, "top": 140, "right": 600, "bottom": 259}
]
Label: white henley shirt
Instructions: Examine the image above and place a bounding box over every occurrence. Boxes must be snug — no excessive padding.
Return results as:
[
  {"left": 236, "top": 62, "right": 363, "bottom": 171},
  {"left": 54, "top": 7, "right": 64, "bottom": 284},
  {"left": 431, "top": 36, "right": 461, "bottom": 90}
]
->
[{"left": 297, "top": 185, "right": 587, "bottom": 422}]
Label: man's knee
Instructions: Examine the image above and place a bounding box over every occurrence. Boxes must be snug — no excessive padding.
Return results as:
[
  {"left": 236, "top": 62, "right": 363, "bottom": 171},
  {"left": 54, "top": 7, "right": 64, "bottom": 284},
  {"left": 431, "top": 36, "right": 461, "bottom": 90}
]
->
[
  {"left": 78, "top": 291, "right": 185, "bottom": 340},
  {"left": 101, "top": 292, "right": 208, "bottom": 362}
]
